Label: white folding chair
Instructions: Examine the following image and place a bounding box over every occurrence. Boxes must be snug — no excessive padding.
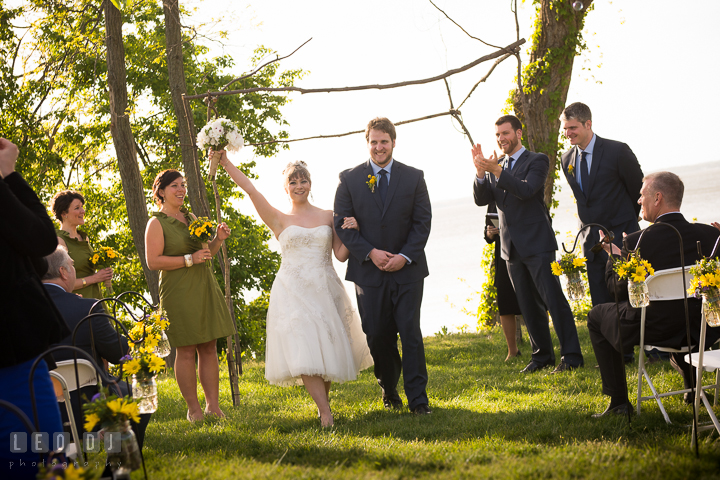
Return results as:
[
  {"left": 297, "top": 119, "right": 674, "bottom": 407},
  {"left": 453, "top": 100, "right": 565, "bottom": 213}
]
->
[
  {"left": 50, "top": 359, "right": 99, "bottom": 463},
  {"left": 637, "top": 266, "right": 700, "bottom": 423},
  {"left": 685, "top": 306, "right": 720, "bottom": 444}
]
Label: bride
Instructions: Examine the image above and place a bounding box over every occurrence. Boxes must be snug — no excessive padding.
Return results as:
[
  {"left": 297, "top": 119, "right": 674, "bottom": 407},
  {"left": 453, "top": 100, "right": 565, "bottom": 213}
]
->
[{"left": 217, "top": 151, "right": 373, "bottom": 427}]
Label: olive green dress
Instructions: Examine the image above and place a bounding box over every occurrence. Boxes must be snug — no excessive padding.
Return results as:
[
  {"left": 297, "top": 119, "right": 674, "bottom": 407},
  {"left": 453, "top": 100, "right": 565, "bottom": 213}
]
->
[
  {"left": 57, "top": 229, "right": 101, "bottom": 299},
  {"left": 153, "top": 211, "right": 235, "bottom": 347}
]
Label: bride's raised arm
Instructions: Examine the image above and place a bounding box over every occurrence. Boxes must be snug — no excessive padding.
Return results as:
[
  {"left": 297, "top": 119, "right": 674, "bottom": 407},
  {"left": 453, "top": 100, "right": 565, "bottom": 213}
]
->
[{"left": 217, "top": 150, "right": 283, "bottom": 235}]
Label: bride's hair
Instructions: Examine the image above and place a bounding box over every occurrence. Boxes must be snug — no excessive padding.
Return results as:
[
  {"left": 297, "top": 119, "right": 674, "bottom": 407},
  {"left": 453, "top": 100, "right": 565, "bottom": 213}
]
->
[{"left": 283, "top": 161, "right": 311, "bottom": 186}]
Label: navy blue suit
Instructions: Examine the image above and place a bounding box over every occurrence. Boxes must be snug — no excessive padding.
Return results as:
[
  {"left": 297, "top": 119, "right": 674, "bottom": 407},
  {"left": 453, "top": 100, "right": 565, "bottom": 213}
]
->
[
  {"left": 474, "top": 150, "right": 583, "bottom": 367},
  {"left": 334, "top": 159, "right": 431, "bottom": 409},
  {"left": 561, "top": 135, "right": 644, "bottom": 305}
]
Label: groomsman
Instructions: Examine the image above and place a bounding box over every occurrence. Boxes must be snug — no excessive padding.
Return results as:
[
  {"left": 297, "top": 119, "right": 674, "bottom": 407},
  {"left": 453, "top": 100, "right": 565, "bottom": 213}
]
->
[
  {"left": 560, "top": 102, "right": 644, "bottom": 306},
  {"left": 473, "top": 115, "right": 583, "bottom": 373},
  {"left": 334, "top": 118, "right": 432, "bottom": 414}
]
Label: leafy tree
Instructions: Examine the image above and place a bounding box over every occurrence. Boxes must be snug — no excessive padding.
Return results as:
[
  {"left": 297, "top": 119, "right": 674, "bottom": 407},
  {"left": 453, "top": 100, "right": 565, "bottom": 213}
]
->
[{"left": 1, "top": 0, "right": 303, "bottom": 353}]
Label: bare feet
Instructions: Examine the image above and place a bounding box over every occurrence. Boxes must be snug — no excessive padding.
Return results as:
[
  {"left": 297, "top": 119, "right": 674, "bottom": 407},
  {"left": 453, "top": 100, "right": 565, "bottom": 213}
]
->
[
  {"left": 187, "top": 409, "right": 204, "bottom": 422},
  {"left": 505, "top": 350, "right": 521, "bottom": 361},
  {"left": 320, "top": 411, "right": 334, "bottom": 428},
  {"left": 204, "top": 407, "right": 226, "bottom": 419}
]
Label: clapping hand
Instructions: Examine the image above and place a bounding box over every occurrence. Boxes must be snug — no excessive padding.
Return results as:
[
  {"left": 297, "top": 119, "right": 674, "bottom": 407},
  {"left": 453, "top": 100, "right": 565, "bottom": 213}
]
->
[
  {"left": 472, "top": 144, "right": 500, "bottom": 178},
  {"left": 216, "top": 222, "right": 231, "bottom": 241},
  {"left": 0, "top": 137, "right": 18, "bottom": 179},
  {"left": 599, "top": 231, "right": 622, "bottom": 256}
]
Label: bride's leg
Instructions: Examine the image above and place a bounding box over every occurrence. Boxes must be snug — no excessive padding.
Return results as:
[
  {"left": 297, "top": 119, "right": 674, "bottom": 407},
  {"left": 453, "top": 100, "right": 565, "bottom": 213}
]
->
[
  {"left": 302, "top": 375, "right": 333, "bottom": 427},
  {"left": 324, "top": 380, "right": 332, "bottom": 403},
  {"left": 175, "top": 345, "right": 203, "bottom": 421},
  {"left": 197, "top": 339, "right": 224, "bottom": 417}
]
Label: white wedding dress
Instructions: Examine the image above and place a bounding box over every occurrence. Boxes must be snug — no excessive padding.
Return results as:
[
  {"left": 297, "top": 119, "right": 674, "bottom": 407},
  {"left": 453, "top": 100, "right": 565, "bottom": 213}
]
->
[{"left": 264, "top": 225, "right": 373, "bottom": 386}]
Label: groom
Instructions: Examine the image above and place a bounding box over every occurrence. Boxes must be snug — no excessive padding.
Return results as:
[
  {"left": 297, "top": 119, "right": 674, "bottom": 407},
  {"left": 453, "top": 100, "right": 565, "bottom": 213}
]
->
[{"left": 334, "top": 117, "right": 432, "bottom": 415}]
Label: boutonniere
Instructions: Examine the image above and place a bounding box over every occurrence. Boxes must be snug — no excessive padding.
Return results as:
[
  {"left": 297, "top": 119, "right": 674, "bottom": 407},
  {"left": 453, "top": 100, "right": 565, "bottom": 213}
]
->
[
  {"left": 568, "top": 164, "right": 575, "bottom": 176},
  {"left": 366, "top": 174, "right": 377, "bottom": 192}
]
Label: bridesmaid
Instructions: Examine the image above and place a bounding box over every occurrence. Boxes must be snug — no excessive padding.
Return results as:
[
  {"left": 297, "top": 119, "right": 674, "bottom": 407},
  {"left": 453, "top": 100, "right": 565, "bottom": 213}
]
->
[
  {"left": 51, "top": 190, "right": 112, "bottom": 299},
  {"left": 144, "top": 169, "right": 235, "bottom": 422}
]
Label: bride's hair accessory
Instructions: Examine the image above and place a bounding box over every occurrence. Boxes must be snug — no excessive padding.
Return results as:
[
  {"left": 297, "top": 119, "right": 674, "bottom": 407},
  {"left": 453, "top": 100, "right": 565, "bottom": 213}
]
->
[{"left": 283, "top": 161, "right": 311, "bottom": 185}]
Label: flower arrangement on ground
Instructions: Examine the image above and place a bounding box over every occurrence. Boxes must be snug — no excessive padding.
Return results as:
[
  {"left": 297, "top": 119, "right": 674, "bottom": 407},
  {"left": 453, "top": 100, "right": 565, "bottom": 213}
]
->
[
  {"left": 552, "top": 251, "right": 587, "bottom": 301},
  {"left": 196, "top": 117, "right": 244, "bottom": 178},
  {"left": 37, "top": 456, "right": 97, "bottom": 480},
  {"left": 90, "top": 245, "right": 119, "bottom": 295}
]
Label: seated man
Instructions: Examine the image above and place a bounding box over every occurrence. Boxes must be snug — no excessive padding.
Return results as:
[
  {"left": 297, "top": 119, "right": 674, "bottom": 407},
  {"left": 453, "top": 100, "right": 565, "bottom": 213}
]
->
[
  {"left": 588, "top": 171, "right": 720, "bottom": 416},
  {"left": 42, "top": 246, "right": 150, "bottom": 447}
]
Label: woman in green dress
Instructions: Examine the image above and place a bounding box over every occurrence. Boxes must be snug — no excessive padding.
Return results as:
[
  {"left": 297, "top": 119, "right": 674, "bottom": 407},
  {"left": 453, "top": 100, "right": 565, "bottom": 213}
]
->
[
  {"left": 145, "top": 169, "right": 234, "bottom": 422},
  {"left": 50, "top": 190, "right": 113, "bottom": 299}
]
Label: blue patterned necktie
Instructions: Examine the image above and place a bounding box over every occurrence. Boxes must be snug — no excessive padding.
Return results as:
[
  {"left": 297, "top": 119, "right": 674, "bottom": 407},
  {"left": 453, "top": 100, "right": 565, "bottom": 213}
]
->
[{"left": 378, "top": 169, "right": 388, "bottom": 204}]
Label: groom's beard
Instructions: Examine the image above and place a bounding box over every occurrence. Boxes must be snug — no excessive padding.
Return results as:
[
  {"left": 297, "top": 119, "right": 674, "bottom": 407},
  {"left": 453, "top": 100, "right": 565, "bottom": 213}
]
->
[{"left": 371, "top": 146, "right": 393, "bottom": 167}]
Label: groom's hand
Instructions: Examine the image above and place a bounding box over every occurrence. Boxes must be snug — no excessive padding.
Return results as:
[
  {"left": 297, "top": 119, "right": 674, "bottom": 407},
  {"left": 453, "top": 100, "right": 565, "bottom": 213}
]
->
[
  {"left": 382, "top": 254, "right": 407, "bottom": 272},
  {"left": 369, "top": 249, "right": 393, "bottom": 269}
]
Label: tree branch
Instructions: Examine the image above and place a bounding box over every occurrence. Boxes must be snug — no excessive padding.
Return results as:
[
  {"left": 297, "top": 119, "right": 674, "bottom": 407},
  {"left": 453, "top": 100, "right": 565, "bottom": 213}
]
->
[
  {"left": 184, "top": 39, "right": 525, "bottom": 100},
  {"left": 457, "top": 51, "right": 513, "bottom": 110},
  {"left": 429, "top": 0, "right": 503, "bottom": 49},
  {"left": 246, "top": 111, "right": 457, "bottom": 147},
  {"left": 221, "top": 38, "right": 312, "bottom": 92}
]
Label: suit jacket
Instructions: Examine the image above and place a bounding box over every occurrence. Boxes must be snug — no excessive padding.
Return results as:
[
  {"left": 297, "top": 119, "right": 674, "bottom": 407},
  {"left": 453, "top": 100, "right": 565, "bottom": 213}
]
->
[
  {"left": 561, "top": 135, "right": 644, "bottom": 261},
  {"left": 605, "top": 213, "right": 720, "bottom": 347},
  {"left": 473, "top": 149, "right": 556, "bottom": 260},
  {"left": 45, "top": 284, "right": 129, "bottom": 366},
  {"left": 0, "top": 172, "right": 69, "bottom": 368},
  {"left": 334, "top": 159, "right": 431, "bottom": 287}
]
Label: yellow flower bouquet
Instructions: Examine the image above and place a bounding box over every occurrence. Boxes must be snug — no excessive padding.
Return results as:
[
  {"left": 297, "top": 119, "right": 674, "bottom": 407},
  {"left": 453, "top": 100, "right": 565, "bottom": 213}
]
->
[
  {"left": 688, "top": 257, "right": 720, "bottom": 326},
  {"left": 552, "top": 252, "right": 587, "bottom": 301},
  {"left": 82, "top": 389, "right": 142, "bottom": 471},
  {"left": 90, "top": 245, "right": 119, "bottom": 295},
  {"left": 188, "top": 217, "right": 216, "bottom": 265},
  {"left": 613, "top": 250, "right": 654, "bottom": 307}
]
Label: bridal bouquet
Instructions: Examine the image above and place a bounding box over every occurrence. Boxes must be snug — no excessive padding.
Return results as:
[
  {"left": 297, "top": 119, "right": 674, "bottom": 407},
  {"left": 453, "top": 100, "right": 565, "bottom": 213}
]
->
[
  {"left": 613, "top": 250, "right": 654, "bottom": 282},
  {"left": 196, "top": 117, "right": 244, "bottom": 179},
  {"left": 91, "top": 245, "right": 119, "bottom": 295}
]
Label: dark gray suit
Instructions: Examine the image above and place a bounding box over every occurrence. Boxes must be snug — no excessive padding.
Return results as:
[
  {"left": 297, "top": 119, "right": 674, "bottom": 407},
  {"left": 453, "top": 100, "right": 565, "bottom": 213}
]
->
[
  {"left": 474, "top": 149, "right": 583, "bottom": 367},
  {"left": 334, "top": 159, "right": 431, "bottom": 409},
  {"left": 561, "top": 135, "right": 643, "bottom": 306}
]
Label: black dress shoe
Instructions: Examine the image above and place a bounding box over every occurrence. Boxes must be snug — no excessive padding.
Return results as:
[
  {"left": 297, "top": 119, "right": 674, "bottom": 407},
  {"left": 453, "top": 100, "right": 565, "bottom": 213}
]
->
[
  {"left": 591, "top": 403, "right": 632, "bottom": 418},
  {"left": 549, "top": 361, "right": 584, "bottom": 374},
  {"left": 382, "top": 392, "right": 403, "bottom": 410},
  {"left": 520, "top": 360, "right": 554, "bottom": 373},
  {"left": 411, "top": 404, "right": 432, "bottom": 415}
]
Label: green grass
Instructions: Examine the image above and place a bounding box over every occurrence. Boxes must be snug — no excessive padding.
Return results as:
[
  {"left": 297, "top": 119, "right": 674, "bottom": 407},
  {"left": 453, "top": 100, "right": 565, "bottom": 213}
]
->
[{"left": 133, "top": 325, "right": 720, "bottom": 479}]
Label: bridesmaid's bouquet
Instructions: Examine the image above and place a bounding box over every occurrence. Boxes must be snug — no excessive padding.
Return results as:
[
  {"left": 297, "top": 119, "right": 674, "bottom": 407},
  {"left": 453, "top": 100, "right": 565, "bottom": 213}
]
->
[
  {"left": 188, "top": 217, "right": 216, "bottom": 265},
  {"left": 91, "top": 245, "right": 119, "bottom": 295},
  {"left": 196, "top": 117, "right": 244, "bottom": 179}
]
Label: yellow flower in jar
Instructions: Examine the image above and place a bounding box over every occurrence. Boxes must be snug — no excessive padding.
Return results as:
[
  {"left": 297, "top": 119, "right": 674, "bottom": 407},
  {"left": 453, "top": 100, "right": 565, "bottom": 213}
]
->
[
  {"left": 120, "top": 400, "right": 140, "bottom": 423},
  {"left": 84, "top": 413, "right": 100, "bottom": 431},
  {"left": 551, "top": 262, "right": 563, "bottom": 276},
  {"left": 572, "top": 257, "right": 587, "bottom": 268},
  {"left": 148, "top": 355, "right": 165, "bottom": 373}
]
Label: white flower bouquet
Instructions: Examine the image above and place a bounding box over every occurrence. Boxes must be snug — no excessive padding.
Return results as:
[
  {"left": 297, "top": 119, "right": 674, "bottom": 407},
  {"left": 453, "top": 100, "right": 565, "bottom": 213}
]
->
[{"left": 196, "top": 117, "right": 244, "bottom": 179}]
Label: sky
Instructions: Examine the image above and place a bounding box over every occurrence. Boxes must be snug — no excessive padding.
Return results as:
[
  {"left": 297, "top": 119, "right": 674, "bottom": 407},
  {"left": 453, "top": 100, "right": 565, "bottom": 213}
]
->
[{"left": 189, "top": 0, "right": 720, "bottom": 211}]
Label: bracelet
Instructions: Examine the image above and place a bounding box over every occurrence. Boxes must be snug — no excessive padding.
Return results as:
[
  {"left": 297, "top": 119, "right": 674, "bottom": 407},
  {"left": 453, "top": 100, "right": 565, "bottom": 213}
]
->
[
  {"left": 184, "top": 254, "right": 193, "bottom": 268},
  {"left": 82, "top": 278, "right": 87, "bottom": 287}
]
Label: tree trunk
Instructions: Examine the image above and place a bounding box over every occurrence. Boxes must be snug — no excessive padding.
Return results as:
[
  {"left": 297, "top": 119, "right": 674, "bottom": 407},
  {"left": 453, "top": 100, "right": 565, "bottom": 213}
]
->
[
  {"left": 104, "top": 0, "right": 159, "bottom": 302},
  {"left": 162, "top": 0, "right": 211, "bottom": 219},
  {"left": 513, "top": 0, "right": 593, "bottom": 207}
]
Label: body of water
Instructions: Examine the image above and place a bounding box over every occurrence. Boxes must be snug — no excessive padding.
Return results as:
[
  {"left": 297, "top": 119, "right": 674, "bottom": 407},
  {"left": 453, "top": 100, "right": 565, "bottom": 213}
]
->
[{"left": 333, "top": 161, "right": 720, "bottom": 337}]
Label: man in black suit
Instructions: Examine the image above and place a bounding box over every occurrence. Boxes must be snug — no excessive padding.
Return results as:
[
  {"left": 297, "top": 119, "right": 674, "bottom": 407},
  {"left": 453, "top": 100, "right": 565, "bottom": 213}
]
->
[
  {"left": 41, "top": 247, "right": 152, "bottom": 448},
  {"left": 473, "top": 115, "right": 583, "bottom": 374},
  {"left": 334, "top": 117, "right": 432, "bottom": 415},
  {"left": 589, "top": 172, "right": 720, "bottom": 417},
  {"left": 42, "top": 247, "right": 128, "bottom": 366},
  {"left": 560, "top": 102, "right": 644, "bottom": 306}
]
